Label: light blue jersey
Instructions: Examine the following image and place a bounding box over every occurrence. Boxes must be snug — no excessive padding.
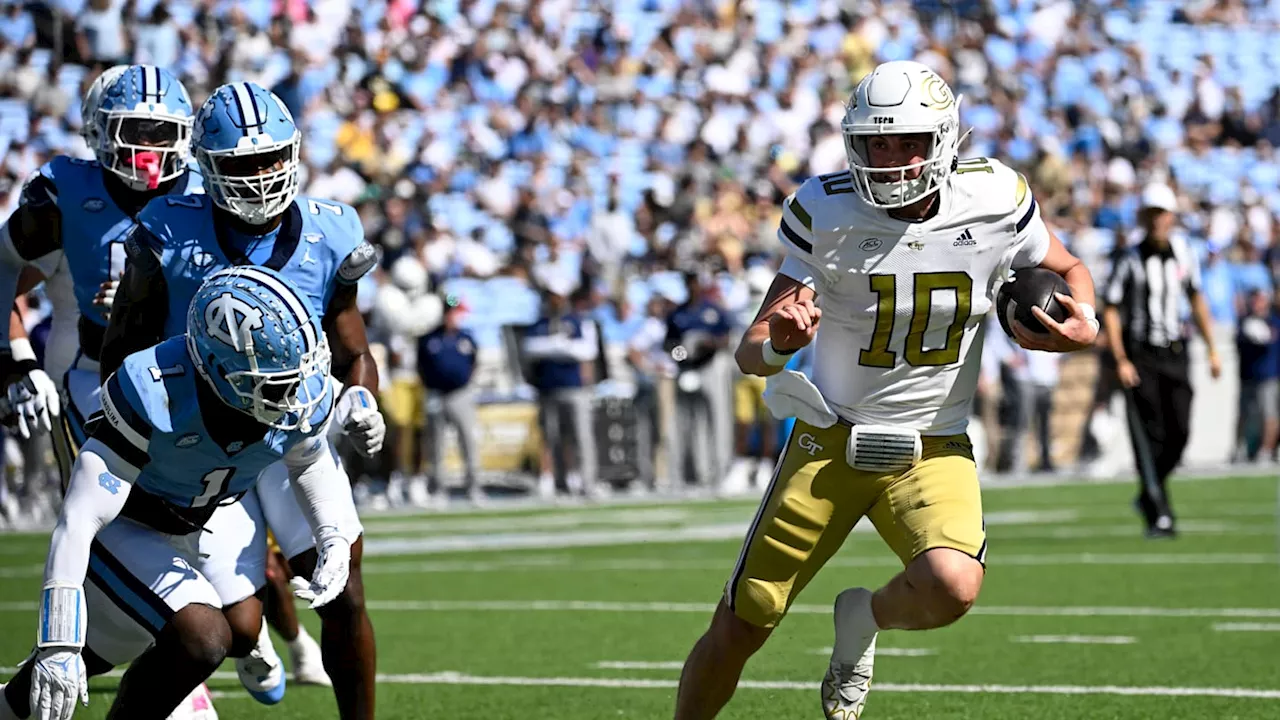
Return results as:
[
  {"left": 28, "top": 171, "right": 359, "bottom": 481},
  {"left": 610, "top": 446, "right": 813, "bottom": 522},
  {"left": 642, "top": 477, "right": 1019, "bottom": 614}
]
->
[
  {"left": 93, "top": 335, "right": 332, "bottom": 533},
  {"left": 130, "top": 195, "right": 375, "bottom": 337},
  {"left": 37, "top": 156, "right": 202, "bottom": 328}
]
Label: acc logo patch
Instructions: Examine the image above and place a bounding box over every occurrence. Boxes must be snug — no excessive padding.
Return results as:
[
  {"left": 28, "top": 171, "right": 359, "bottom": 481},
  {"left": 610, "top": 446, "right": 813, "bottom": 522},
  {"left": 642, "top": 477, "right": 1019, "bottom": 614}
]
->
[
  {"left": 859, "top": 238, "right": 882, "bottom": 252},
  {"left": 225, "top": 440, "right": 245, "bottom": 454},
  {"left": 176, "top": 433, "right": 202, "bottom": 448},
  {"left": 82, "top": 198, "right": 106, "bottom": 212},
  {"left": 189, "top": 250, "right": 215, "bottom": 268}
]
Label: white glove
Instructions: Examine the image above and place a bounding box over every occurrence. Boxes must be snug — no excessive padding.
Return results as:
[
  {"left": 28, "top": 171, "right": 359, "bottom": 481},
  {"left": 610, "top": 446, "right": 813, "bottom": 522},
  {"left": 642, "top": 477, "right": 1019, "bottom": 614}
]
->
[
  {"left": 291, "top": 529, "right": 350, "bottom": 609},
  {"left": 336, "top": 386, "right": 385, "bottom": 457},
  {"left": 3, "top": 368, "right": 61, "bottom": 439},
  {"left": 763, "top": 370, "right": 838, "bottom": 428},
  {"left": 29, "top": 648, "right": 88, "bottom": 720}
]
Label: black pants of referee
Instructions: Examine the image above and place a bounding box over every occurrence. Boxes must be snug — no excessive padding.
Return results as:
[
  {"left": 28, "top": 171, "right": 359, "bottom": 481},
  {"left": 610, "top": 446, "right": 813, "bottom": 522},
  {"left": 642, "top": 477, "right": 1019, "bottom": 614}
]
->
[{"left": 1123, "top": 343, "right": 1192, "bottom": 529}]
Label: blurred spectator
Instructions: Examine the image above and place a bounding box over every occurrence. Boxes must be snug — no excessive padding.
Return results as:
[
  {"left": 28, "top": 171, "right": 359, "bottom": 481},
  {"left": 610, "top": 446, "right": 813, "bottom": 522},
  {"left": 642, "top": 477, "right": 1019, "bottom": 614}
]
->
[
  {"left": 417, "top": 294, "right": 482, "bottom": 505},
  {"left": 77, "top": 0, "right": 128, "bottom": 66},
  {"left": 1026, "top": 351, "right": 1061, "bottom": 473},
  {"left": 627, "top": 291, "right": 676, "bottom": 490},
  {"left": 1233, "top": 289, "right": 1280, "bottom": 463},
  {"left": 522, "top": 278, "right": 599, "bottom": 498},
  {"left": 665, "top": 269, "right": 730, "bottom": 489}
]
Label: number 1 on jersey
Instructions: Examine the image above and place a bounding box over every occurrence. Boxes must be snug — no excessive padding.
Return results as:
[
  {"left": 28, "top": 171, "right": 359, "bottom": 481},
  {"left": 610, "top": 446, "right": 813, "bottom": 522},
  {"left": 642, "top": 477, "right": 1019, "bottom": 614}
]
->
[
  {"left": 192, "top": 467, "right": 234, "bottom": 508},
  {"left": 859, "top": 272, "right": 973, "bottom": 368}
]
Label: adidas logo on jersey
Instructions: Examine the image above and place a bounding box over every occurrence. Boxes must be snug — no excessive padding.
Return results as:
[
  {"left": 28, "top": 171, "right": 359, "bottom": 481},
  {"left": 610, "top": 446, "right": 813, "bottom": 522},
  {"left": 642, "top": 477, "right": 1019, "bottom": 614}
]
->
[{"left": 953, "top": 229, "right": 976, "bottom": 247}]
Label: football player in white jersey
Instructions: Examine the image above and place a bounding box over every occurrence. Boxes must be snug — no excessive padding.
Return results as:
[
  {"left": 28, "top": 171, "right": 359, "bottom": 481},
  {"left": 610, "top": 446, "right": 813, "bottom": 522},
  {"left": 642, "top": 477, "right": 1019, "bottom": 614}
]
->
[{"left": 672, "top": 61, "right": 1099, "bottom": 720}]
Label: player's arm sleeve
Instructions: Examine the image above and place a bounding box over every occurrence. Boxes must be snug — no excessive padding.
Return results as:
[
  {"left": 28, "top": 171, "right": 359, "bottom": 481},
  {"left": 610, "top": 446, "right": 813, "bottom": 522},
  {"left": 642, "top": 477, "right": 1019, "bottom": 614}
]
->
[
  {"left": 282, "top": 426, "right": 352, "bottom": 536},
  {"left": 99, "top": 225, "right": 169, "bottom": 381},
  {"left": 1009, "top": 172, "right": 1052, "bottom": 269},
  {"left": 88, "top": 372, "right": 154, "bottom": 480},
  {"left": 336, "top": 239, "right": 378, "bottom": 286},
  {"left": 43, "top": 438, "right": 134, "bottom": 588},
  {"left": 776, "top": 186, "right": 829, "bottom": 290},
  {"left": 0, "top": 174, "right": 66, "bottom": 353}
]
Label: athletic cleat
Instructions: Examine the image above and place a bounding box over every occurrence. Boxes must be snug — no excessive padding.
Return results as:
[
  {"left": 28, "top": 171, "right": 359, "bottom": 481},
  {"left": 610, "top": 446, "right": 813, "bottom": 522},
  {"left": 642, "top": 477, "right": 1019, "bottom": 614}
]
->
[
  {"left": 822, "top": 588, "right": 878, "bottom": 720},
  {"left": 165, "top": 683, "right": 218, "bottom": 720},
  {"left": 289, "top": 628, "right": 333, "bottom": 687},
  {"left": 237, "top": 620, "right": 287, "bottom": 705}
]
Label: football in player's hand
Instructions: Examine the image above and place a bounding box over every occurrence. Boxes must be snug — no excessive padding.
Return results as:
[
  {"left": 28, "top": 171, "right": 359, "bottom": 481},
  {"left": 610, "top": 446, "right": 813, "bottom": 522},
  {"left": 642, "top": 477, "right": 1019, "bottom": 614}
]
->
[{"left": 996, "top": 268, "right": 1070, "bottom": 337}]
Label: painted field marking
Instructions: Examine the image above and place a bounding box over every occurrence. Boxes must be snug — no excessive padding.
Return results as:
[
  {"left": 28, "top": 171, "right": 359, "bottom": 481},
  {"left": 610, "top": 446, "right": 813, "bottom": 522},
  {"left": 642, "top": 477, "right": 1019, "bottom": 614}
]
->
[
  {"left": 594, "top": 661, "right": 685, "bottom": 670},
  {"left": 1213, "top": 622, "right": 1280, "bottom": 632},
  {"left": 1012, "top": 635, "right": 1137, "bottom": 645},
  {"left": 4, "top": 668, "right": 1279, "bottom": 700},
  {"left": 811, "top": 647, "right": 936, "bottom": 657}
]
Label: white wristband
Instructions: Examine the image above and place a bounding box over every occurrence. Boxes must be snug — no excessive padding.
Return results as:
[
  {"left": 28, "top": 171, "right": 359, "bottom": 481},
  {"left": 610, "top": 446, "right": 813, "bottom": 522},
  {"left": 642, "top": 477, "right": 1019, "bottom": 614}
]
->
[
  {"left": 761, "top": 339, "right": 798, "bottom": 367},
  {"left": 38, "top": 582, "right": 86, "bottom": 649},
  {"left": 1079, "top": 303, "right": 1100, "bottom": 333},
  {"left": 10, "top": 337, "right": 35, "bottom": 363}
]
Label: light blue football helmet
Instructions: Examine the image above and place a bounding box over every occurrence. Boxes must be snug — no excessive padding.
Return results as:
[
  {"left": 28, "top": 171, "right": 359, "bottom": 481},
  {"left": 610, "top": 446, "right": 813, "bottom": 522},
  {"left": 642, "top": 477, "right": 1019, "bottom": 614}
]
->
[
  {"left": 94, "top": 65, "right": 194, "bottom": 191},
  {"left": 186, "top": 266, "right": 331, "bottom": 430},
  {"left": 192, "top": 81, "right": 301, "bottom": 225}
]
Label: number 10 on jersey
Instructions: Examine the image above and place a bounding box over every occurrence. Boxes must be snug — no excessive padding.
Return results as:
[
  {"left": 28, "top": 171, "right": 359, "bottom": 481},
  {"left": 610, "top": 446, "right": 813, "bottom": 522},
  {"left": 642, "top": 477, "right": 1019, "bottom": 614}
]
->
[{"left": 859, "top": 272, "right": 973, "bottom": 368}]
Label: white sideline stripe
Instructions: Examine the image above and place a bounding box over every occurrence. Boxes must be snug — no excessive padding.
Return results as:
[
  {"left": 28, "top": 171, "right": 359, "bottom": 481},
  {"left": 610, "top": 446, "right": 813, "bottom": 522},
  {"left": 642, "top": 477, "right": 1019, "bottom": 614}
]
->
[
  {"left": 1213, "top": 623, "right": 1280, "bottom": 632},
  {"left": 1013, "top": 635, "right": 1137, "bottom": 645},
  {"left": 812, "top": 647, "right": 936, "bottom": 657},
  {"left": 595, "top": 661, "right": 685, "bottom": 670},
  {"left": 2, "top": 599, "right": 1279, "bottom": 620},
  {"left": 363, "top": 518, "right": 1268, "bottom": 556},
  {"left": 362, "top": 552, "right": 1280, "bottom": 576},
  {"left": 5, "top": 667, "right": 1278, "bottom": 700},
  {"left": 352, "top": 599, "right": 1280, "bottom": 620}
]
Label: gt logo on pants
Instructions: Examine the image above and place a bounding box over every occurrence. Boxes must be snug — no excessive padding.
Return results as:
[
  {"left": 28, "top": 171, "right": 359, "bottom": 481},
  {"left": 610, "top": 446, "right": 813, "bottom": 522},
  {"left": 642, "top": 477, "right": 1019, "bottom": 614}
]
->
[{"left": 798, "top": 433, "right": 824, "bottom": 456}]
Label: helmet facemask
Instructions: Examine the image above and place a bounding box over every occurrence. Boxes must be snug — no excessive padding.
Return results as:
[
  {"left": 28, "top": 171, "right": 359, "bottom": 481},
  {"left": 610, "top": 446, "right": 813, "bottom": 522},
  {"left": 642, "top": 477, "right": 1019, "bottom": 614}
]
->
[
  {"left": 95, "top": 108, "right": 193, "bottom": 191},
  {"left": 197, "top": 134, "right": 301, "bottom": 226},
  {"left": 842, "top": 112, "right": 962, "bottom": 210},
  {"left": 190, "top": 325, "right": 330, "bottom": 432}
]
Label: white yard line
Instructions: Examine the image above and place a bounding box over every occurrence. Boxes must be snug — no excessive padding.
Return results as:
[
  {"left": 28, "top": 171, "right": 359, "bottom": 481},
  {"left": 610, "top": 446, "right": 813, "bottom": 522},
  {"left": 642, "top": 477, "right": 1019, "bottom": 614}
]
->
[
  {"left": 594, "top": 661, "right": 686, "bottom": 670},
  {"left": 361, "top": 552, "right": 1279, "bottom": 577},
  {"left": 1213, "top": 623, "right": 1280, "bottom": 632},
  {"left": 1012, "top": 635, "right": 1137, "bottom": 645},
  {"left": 811, "top": 647, "right": 936, "bottom": 657},
  {"left": 5, "top": 667, "right": 1277, "bottom": 700},
  {"left": 1, "top": 598, "right": 1277, "bottom": 620}
]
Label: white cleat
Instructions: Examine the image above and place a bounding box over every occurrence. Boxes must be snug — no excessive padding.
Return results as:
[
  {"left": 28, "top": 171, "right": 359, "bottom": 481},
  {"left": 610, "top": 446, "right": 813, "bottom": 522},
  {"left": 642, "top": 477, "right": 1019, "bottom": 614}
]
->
[
  {"left": 822, "top": 588, "right": 878, "bottom": 720},
  {"left": 165, "top": 683, "right": 218, "bottom": 720},
  {"left": 289, "top": 628, "right": 333, "bottom": 687},
  {"left": 237, "top": 620, "right": 286, "bottom": 705}
]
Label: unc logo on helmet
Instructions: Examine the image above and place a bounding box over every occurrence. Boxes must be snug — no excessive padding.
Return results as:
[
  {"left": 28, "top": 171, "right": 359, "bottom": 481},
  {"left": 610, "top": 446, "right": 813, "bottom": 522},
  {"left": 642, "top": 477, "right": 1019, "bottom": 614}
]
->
[
  {"left": 186, "top": 267, "right": 330, "bottom": 431},
  {"left": 204, "top": 292, "right": 266, "bottom": 349}
]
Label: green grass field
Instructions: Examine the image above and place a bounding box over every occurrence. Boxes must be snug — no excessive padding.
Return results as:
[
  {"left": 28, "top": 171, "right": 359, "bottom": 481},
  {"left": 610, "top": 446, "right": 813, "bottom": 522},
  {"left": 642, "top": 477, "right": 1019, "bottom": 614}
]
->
[{"left": 2, "top": 474, "right": 1279, "bottom": 719}]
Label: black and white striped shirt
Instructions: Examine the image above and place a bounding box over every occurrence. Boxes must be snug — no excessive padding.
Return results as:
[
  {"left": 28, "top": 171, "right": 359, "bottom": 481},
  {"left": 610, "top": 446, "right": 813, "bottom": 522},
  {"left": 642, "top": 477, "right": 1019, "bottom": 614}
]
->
[{"left": 1103, "top": 234, "right": 1202, "bottom": 349}]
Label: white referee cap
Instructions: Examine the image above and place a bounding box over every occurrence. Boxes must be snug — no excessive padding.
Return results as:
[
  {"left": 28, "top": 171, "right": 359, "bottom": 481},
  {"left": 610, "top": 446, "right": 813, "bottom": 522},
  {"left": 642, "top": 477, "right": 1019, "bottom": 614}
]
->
[{"left": 1140, "top": 184, "right": 1178, "bottom": 213}]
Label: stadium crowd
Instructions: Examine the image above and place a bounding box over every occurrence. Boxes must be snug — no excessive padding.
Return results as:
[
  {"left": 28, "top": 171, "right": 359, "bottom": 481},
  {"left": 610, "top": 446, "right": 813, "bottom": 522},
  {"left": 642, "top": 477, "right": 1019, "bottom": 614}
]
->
[{"left": 3, "top": 0, "right": 1280, "bottom": 523}]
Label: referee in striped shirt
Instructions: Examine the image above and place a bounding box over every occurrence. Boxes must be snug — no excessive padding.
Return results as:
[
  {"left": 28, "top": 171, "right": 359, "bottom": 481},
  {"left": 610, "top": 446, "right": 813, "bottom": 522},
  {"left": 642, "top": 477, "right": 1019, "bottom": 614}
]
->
[{"left": 1102, "top": 184, "right": 1221, "bottom": 538}]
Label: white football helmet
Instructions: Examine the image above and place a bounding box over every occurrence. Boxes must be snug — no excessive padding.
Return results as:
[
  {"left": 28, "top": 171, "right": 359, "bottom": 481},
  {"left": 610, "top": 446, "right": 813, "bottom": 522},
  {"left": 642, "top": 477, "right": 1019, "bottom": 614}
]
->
[{"left": 841, "top": 60, "right": 963, "bottom": 209}]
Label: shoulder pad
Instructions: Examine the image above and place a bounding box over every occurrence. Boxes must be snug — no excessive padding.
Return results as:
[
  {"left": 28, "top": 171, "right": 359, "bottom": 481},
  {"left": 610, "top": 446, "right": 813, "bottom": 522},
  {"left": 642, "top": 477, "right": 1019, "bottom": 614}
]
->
[
  {"left": 778, "top": 175, "right": 833, "bottom": 255},
  {"left": 336, "top": 240, "right": 378, "bottom": 284},
  {"left": 19, "top": 171, "right": 58, "bottom": 210},
  {"left": 953, "top": 157, "right": 1023, "bottom": 213}
]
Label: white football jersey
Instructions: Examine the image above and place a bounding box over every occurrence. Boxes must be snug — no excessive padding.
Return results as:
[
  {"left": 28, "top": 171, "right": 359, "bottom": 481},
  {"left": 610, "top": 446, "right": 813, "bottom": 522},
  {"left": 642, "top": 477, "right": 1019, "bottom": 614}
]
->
[{"left": 777, "top": 157, "right": 1051, "bottom": 434}]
